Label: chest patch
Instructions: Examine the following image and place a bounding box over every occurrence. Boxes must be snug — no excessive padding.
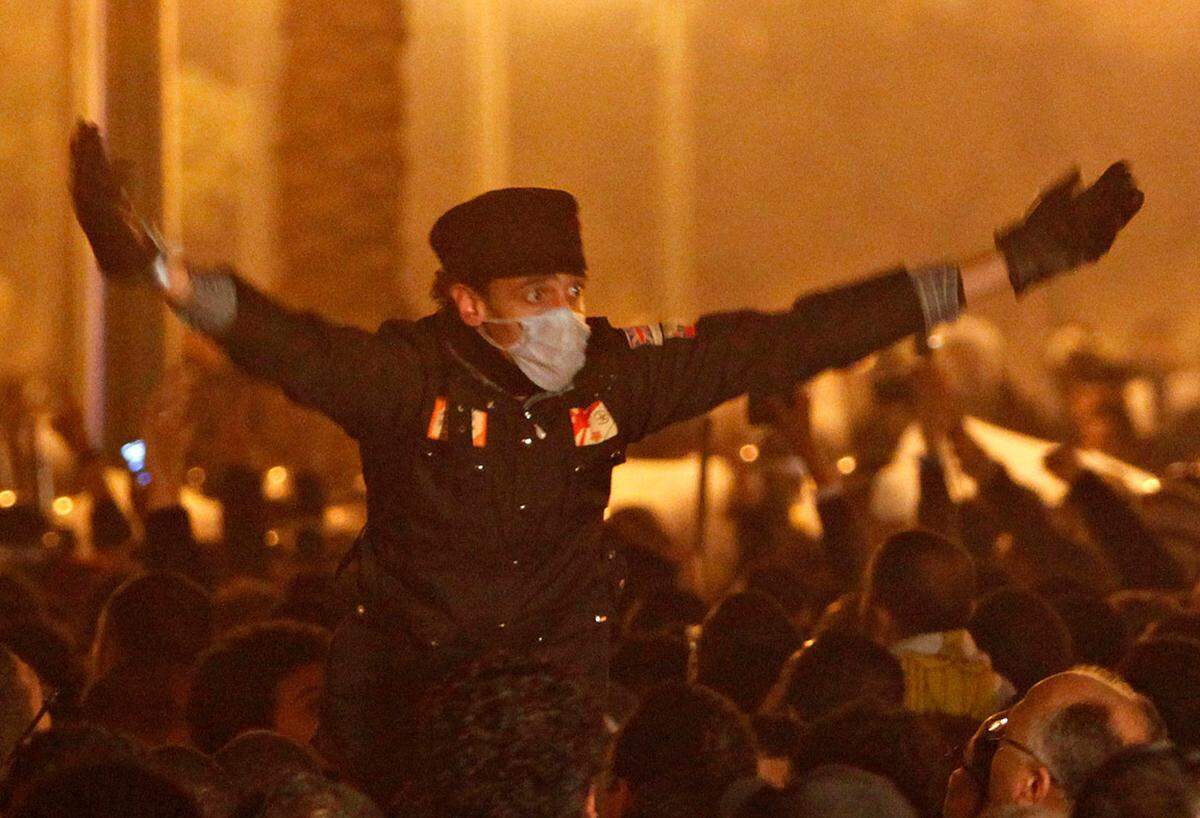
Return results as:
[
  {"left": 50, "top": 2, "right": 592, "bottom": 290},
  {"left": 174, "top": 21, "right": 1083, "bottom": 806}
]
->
[
  {"left": 426, "top": 397, "right": 489, "bottom": 447},
  {"left": 426, "top": 396, "right": 449, "bottom": 441},
  {"left": 570, "top": 400, "right": 619, "bottom": 446}
]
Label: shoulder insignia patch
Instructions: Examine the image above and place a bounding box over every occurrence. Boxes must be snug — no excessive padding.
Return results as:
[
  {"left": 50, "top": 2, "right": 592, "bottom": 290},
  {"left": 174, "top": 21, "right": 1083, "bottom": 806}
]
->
[
  {"left": 621, "top": 321, "right": 696, "bottom": 348},
  {"left": 662, "top": 321, "right": 697, "bottom": 340},
  {"left": 622, "top": 324, "right": 663, "bottom": 349}
]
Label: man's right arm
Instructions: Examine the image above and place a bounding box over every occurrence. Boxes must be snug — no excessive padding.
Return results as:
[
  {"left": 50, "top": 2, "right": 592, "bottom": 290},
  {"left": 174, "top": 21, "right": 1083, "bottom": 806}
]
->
[
  {"left": 171, "top": 264, "right": 426, "bottom": 441},
  {"left": 69, "top": 121, "right": 426, "bottom": 440}
]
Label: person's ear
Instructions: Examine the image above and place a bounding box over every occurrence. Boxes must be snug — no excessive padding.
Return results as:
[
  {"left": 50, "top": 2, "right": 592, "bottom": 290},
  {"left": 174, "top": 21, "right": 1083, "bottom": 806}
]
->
[
  {"left": 1014, "top": 765, "right": 1054, "bottom": 806},
  {"left": 450, "top": 283, "right": 488, "bottom": 327}
]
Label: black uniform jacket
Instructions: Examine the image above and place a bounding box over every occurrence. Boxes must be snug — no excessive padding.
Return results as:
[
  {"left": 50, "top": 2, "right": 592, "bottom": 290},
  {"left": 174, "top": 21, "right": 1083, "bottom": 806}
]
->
[{"left": 210, "top": 266, "right": 926, "bottom": 654}]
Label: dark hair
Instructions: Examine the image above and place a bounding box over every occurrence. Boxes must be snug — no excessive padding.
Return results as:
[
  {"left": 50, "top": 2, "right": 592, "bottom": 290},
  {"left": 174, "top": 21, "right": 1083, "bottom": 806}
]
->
[
  {"left": 789, "top": 702, "right": 945, "bottom": 817},
  {"left": 1121, "top": 637, "right": 1200, "bottom": 753},
  {"left": 611, "top": 682, "right": 756, "bottom": 818},
  {"left": 0, "top": 619, "right": 86, "bottom": 721},
  {"left": 14, "top": 761, "right": 200, "bottom": 818},
  {"left": 259, "top": 772, "right": 382, "bottom": 818},
  {"left": 611, "top": 631, "right": 689, "bottom": 698},
  {"left": 1072, "top": 745, "right": 1200, "bottom": 818},
  {"left": 0, "top": 646, "right": 36, "bottom": 760},
  {"left": 1147, "top": 611, "right": 1200, "bottom": 643},
  {"left": 95, "top": 572, "right": 213, "bottom": 671},
  {"left": 780, "top": 632, "right": 905, "bottom": 723},
  {"left": 623, "top": 587, "right": 707, "bottom": 635},
  {"left": 696, "top": 590, "right": 800, "bottom": 714},
  {"left": 1041, "top": 590, "right": 1129, "bottom": 669},
  {"left": 0, "top": 726, "right": 139, "bottom": 814},
  {"left": 187, "top": 620, "right": 330, "bottom": 754},
  {"left": 80, "top": 661, "right": 190, "bottom": 748},
  {"left": 864, "top": 530, "right": 975, "bottom": 638},
  {"left": 146, "top": 745, "right": 237, "bottom": 818},
  {"left": 407, "top": 651, "right": 602, "bottom": 818},
  {"left": 1107, "top": 590, "right": 1183, "bottom": 644},
  {"left": 968, "top": 587, "right": 1074, "bottom": 696},
  {"left": 213, "top": 730, "right": 323, "bottom": 810}
]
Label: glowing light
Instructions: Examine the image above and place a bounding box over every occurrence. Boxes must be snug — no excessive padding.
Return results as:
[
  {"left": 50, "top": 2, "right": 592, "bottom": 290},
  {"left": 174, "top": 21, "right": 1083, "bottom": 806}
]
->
[
  {"left": 1142, "top": 477, "right": 1162, "bottom": 494},
  {"left": 267, "top": 466, "right": 289, "bottom": 485},
  {"left": 264, "top": 466, "right": 291, "bottom": 501},
  {"left": 327, "top": 507, "right": 348, "bottom": 528},
  {"left": 927, "top": 332, "right": 945, "bottom": 350},
  {"left": 264, "top": 529, "right": 280, "bottom": 547},
  {"left": 186, "top": 467, "right": 206, "bottom": 487},
  {"left": 0, "top": 490, "right": 15, "bottom": 509},
  {"left": 836, "top": 456, "right": 858, "bottom": 475},
  {"left": 52, "top": 496, "right": 74, "bottom": 517},
  {"left": 738, "top": 444, "right": 760, "bottom": 463}
]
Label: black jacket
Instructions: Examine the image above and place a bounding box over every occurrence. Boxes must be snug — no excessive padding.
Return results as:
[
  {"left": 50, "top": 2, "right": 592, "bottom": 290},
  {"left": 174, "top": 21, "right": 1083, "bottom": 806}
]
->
[{"left": 209, "top": 266, "right": 927, "bottom": 653}]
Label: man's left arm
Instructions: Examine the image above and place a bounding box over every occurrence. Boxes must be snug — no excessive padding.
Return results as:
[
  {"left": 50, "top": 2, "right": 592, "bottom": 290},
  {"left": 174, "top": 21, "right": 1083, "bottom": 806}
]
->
[{"left": 615, "top": 163, "right": 1142, "bottom": 442}]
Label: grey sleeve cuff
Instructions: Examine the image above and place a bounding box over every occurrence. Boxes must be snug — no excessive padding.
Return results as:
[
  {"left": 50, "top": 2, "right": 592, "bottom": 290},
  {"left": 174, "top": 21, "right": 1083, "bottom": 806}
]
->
[
  {"left": 173, "top": 270, "right": 237, "bottom": 336},
  {"left": 909, "top": 263, "right": 964, "bottom": 331}
]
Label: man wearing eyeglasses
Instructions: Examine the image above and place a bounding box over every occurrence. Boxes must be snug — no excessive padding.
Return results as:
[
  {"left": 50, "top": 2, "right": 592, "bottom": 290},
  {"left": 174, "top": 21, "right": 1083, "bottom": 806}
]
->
[{"left": 945, "top": 667, "right": 1166, "bottom": 818}]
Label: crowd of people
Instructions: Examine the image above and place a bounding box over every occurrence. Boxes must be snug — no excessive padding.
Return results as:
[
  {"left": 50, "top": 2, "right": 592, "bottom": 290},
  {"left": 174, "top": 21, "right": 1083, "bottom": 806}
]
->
[{"left": 1, "top": 324, "right": 1199, "bottom": 818}]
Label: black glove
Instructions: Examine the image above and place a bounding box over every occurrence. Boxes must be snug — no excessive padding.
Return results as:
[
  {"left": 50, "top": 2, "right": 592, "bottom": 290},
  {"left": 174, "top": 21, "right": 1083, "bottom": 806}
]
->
[
  {"left": 69, "top": 120, "right": 157, "bottom": 279},
  {"left": 996, "top": 161, "right": 1144, "bottom": 295}
]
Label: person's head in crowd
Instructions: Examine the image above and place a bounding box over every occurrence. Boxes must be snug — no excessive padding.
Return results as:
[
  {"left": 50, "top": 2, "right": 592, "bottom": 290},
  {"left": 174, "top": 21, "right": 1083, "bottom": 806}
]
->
[
  {"left": 258, "top": 772, "right": 383, "bottom": 818},
  {"left": 622, "top": 587, "right": 707, "bottom": 636},
  {"left": 1146, "top": 610, "right": 1200, "bottom": 643},
  {"left": 773, "top": 632, "right": 905, "bottom": 724},
  {"left": 604, "top": 681, "right": 756, "bottom": 818},
  {"left": 0, "top": 619, "right": 84, "bottom": 723},
  {"left": 12, "top": 760, "right": 200, "bottom": 818},
  {"left": 1120, "top": 637, "right": 1200, "bottom": 754},
  {"left": 744, "top": 559, "right": 837, "bottom": 634},
  {"left": 611, "top": 630, "right": 689, "bottom": 699},
  {"left": 0, "top": 645, "right": 49, "bottom": 760},
  {"left": 809, "top": 592, "right": 863, "bottom": 639},
  {"left": 0, "top": 571, "right": 46, "bottom": 628},
  {"left": 273, "top": 571, "right": 353, "bottom": 632},
  {"left": 213, "top": 730, "right": 323, "bottom": 811},
  {"left": 406, "top": 651, "right": 601, "bottom": 818},
  {"left": 147, "top": 745, "right": 238, "bottom": 818},
  {"left": 187, "top": 620, "right": 329, "bottom": 753},
  {"left": 80, "top": 660, "right": 191, "bottom": 748},
  {"left": 1071, "top": 745, "right": 1200, "bottom": 818},
  {"left": 1039, "top": 589, "right": 1129, "bottom": 669},
  {"left": 786, "top": 764, "right": 919, "bottom": 818},
  {"left": 790, "top": 702, "right": 947, "bottom": 817},
  {"left": 979, "top": 667, "right": 1165, "bottom": 816},
  {"left": 862, "top": 529, "right": 975, "bottom": 645},
  {"left": 211, "top": 578, "right": 283, "bottom": 635},
  {"left": 1107, "top": 590, "right": 1183, "bottom": 644},
  {"left": 696, "top": 590, "right": 801, "bottom": 714},
  {"left": 90, "top": 571, "right": 213, "bottom": 679},
  {"left": 969, "top": 588, "right": 1074, "bottom": 696},
  {"left": 0, "top": 725, "right": 138, "bottom": 814}
]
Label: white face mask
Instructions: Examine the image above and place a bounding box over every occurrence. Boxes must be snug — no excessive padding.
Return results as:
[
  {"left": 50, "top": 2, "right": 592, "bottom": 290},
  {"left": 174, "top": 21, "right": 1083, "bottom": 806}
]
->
[{"left": 483, "top": 307, "right": 592, "bottom": 392}]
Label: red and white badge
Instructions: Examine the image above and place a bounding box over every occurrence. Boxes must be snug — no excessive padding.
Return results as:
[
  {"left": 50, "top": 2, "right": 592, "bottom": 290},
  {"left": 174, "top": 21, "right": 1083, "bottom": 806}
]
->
[
  {"left": 426, "top": 397, "right": 449, "bottom": 441},
  {"left": 570, "top": 400, "right": 618, "bottom": 446}
]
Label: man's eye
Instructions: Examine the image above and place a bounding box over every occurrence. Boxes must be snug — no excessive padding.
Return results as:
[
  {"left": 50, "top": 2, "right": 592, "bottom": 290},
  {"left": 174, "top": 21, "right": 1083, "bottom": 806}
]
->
[{"left": 568, "top": 285, "right": 583, "bottom": 298}]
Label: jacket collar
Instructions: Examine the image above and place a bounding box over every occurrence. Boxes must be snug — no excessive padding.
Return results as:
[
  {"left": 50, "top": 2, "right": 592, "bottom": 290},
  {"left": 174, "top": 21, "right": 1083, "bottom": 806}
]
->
[{"left": 435, "top": 308, "right": 540, "bottom": 399}]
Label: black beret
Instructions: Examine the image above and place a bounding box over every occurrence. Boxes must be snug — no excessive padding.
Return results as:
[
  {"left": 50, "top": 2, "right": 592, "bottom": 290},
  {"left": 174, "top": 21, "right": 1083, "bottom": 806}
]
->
[{"left": 429, "top": 187, "right": 587, "bottom": 290}]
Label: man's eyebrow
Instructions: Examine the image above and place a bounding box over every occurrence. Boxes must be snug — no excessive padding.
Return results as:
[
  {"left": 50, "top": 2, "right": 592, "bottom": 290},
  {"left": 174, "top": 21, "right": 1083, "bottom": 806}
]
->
[{"left": 515, "top": 274, "right": 557, "bottom": 286}]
